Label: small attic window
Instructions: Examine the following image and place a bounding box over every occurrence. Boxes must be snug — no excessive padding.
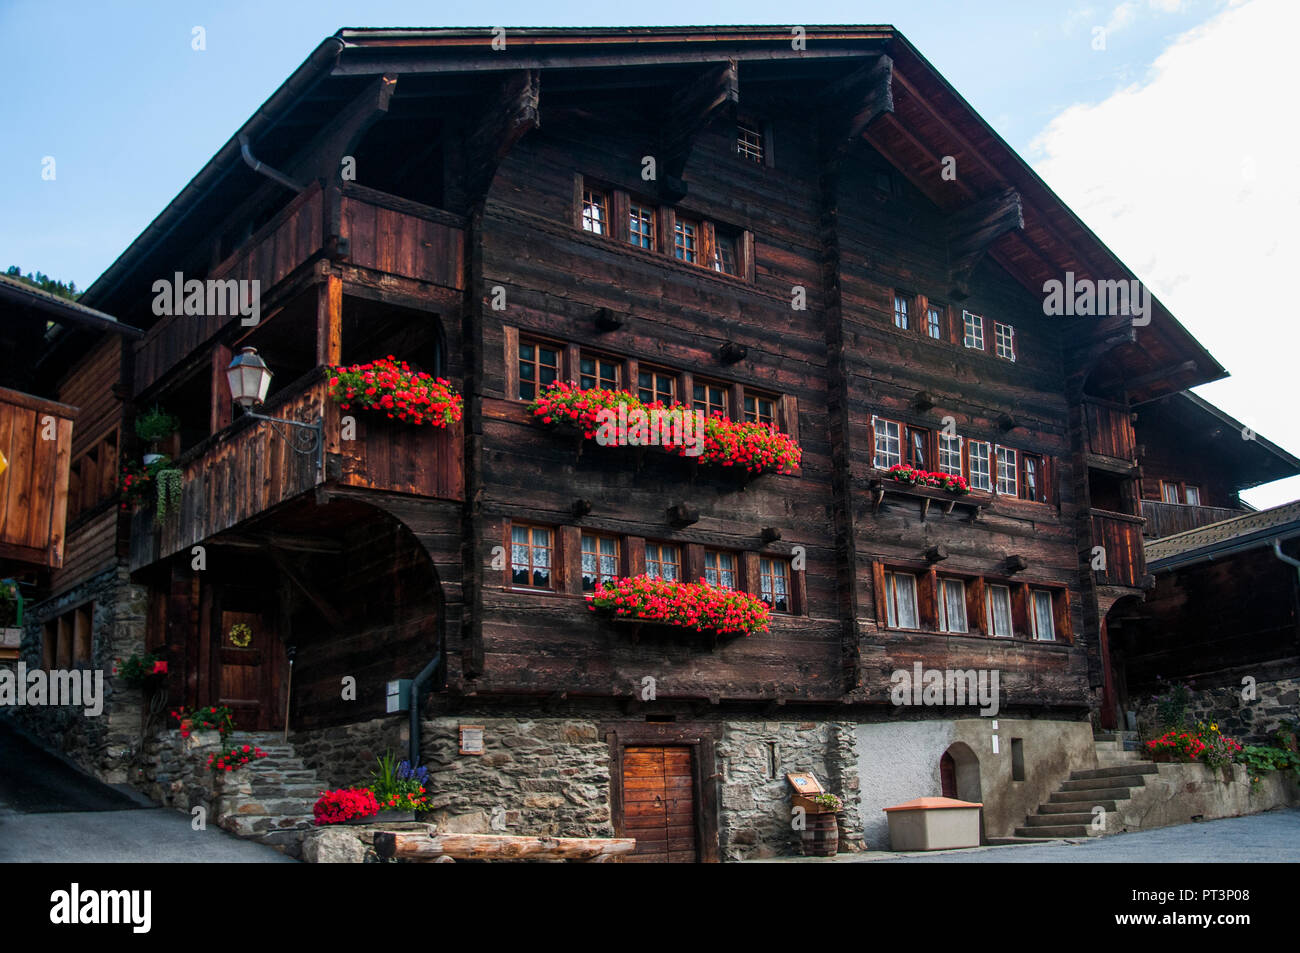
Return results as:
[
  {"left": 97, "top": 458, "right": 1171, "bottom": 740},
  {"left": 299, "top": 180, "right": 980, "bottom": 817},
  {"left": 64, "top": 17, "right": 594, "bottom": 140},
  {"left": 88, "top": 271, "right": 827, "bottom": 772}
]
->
[{"left": 737, "top": 122, "right": 765, "bottom": 163}]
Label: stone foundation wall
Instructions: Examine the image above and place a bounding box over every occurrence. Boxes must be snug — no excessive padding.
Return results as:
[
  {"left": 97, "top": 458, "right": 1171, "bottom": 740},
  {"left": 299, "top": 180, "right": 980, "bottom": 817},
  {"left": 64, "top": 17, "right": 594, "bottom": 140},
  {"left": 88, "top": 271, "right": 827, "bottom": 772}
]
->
[
  {"left": 290, "top": 715, "right": 408, "bottom": 790},
  {"left": 12, "top": 567, "right": 149, "bottom": 784},
  {"left": 1135, "top": 677, "right": 1299, "bottom": 744}
]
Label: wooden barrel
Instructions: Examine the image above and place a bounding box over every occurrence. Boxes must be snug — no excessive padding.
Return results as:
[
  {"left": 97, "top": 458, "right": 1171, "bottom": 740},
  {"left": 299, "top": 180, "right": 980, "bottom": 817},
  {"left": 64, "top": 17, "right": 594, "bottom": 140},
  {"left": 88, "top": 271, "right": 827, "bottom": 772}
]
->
[{"left": 801, "top": 811, "right": 839, "bottom": 856}]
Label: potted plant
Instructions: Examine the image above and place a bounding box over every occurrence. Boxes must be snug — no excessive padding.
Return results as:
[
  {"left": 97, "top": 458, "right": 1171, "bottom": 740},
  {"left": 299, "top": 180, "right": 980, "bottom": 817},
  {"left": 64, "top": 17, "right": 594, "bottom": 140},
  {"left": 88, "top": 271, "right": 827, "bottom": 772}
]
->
[
  {"left": 115, "top": 653, "right": 167, "bottom": 689},
  {"left": 586, "top": 574, "right": 773, "bottom": 637},
  {"left": 313, "top": 788, "right": 381, "bottom": 826},
  {"left": 170, "top": 705, "right": 236, "bottom": 742},
  {"left": 153, "top": 467, "right": 183, "bottom": 526},
  {"left": 135, "top": 406, "right": 180, "bottom": 464},
  {"left": 367, "top": 751, "right": 431, "bottom": 821}
]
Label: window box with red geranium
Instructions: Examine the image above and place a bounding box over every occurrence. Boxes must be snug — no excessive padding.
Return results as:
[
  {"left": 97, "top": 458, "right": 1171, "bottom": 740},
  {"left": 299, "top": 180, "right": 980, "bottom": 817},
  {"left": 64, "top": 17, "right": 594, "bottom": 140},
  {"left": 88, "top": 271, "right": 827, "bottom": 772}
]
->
[
  {"left": 586, "top": 574, "right": 772, "bottom": 639},
  {"left": 529, "top": 382, "right": 801, "bottom": 477},
  {"left": 886, "top": 463, "right": 970, "bottom": 495},
  {"left": 326, "top": 356, "right": 463, "bottom": 428}
]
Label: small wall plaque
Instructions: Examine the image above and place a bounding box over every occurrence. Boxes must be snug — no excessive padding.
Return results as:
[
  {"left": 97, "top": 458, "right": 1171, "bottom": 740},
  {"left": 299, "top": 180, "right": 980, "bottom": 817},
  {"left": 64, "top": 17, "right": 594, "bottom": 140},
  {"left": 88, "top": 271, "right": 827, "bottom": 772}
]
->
[{"left": 459, "top": 725, "right": 485, "bottom": 755}]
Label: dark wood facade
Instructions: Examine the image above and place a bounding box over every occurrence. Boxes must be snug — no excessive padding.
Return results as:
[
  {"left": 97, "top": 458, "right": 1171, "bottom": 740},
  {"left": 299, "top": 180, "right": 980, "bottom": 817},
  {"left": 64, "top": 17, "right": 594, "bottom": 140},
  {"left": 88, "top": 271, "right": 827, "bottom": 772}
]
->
[{"left": 67, "top": 27, "right": 1244, "bottom": 739}]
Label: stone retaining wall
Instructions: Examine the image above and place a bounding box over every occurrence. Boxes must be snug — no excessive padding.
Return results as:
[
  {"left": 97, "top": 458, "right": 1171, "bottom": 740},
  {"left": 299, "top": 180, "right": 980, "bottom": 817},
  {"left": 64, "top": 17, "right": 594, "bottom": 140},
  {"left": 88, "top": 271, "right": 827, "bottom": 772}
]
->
[{"left": 1136, "top": 677, "right": 1299, "bottom": 745}]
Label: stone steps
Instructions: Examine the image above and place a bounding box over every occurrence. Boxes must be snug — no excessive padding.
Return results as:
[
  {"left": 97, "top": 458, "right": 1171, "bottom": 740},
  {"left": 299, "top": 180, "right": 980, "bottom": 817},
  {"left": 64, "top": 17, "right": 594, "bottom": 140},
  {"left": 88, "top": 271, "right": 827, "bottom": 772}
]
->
[
  {"left": 1014, "top": 738, "right": 1156, "bottom": 839},
  {"left": 212, "top": 731, "right": 324, "bottom": 857}
]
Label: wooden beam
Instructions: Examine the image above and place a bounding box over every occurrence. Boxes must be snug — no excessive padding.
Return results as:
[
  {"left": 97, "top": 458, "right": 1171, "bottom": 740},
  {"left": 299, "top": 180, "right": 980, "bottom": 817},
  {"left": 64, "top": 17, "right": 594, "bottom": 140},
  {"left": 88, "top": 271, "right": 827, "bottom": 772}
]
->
[
  {"left": 266, "top": 549, "right": 348, "bottom": 632},
  {"left": 373, "top": 832, "right": 637, "bottom": 862},
  {"left": 947, "top": 187, "right": 1024, "bottom": 299},
  {"left": 461, "top": 70, "right": 540, "bottom": 206},
  {"left": 287, "top": 75, "right": 399, "bottom": 186},
  {"left": 819, "top": 55, "right": 894, "bottom": 162},
  {"left": 659, "top": 59, "right": 739, "bottom": 201}
]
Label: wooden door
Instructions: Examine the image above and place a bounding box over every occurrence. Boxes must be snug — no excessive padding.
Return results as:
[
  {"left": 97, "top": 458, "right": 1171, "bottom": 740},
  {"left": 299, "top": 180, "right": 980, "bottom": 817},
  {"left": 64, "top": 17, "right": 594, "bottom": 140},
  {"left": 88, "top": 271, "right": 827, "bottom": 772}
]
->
[
  {"left": 214, "top": 606, "right": 281, "bottom": 731},
  {"left": 623, "top": 746, "right": 697, "bottom": 863}
]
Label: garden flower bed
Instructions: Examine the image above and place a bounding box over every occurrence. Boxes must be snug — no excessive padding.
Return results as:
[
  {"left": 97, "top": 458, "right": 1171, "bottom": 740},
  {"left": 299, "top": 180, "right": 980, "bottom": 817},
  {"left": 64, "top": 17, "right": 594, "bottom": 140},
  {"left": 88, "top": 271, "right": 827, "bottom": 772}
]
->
[
  {"left": 586, "top": 574, "right": 772, "bottom": 636},
  {"left": 528, "top": 381, "right": 801, "bottom": 475}
]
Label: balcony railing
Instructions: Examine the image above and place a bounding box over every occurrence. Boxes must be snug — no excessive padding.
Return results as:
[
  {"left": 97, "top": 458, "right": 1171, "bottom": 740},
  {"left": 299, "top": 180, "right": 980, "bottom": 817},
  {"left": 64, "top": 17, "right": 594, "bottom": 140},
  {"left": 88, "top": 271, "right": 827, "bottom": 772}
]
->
[
  {"left": 129, "top": 372, "right": 463, "bottom": 569},
  {"left": 1140, "top": 499, "right": 1245, "bottom": 539},
  {"left": 1091, "top": 508, "right": 1146, "bottom": 588}
]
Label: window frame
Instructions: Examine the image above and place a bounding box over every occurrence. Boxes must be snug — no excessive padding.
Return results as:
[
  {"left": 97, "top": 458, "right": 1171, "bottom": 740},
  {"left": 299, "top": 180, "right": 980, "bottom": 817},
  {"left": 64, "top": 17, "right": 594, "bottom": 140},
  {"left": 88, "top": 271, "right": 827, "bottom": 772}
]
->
[
  {"left": 994, "top": 321, "right": 1016, "bottom": 361},
  {"left": 968, "top": 439, "right": 992, "bottom": 492},
  {"left": 516, "top": 337, "right": 563, "bottom": 401},
  {"left": 963, "top": 311, "right": 985, "bottom": 350},
  {"left": 637, "top": 365, "right": 678, "bottom": 406},
  {"left": 736, "top": 121, "right": 766, "bottom": 163},
  {"left": 985, "top": 583, "right": 1014, "bottom": 638},
  {"left": 893, "top": 293, "right": 911, "bottom": 331},
  {"left": 645, "top": 541, "right": 683, "bottom": 582},
  {"left": 673, "top": 216, "right": 700, "bottom": 264},
  {"left": 744, "top": 390, "right": 778, "bottom": 428},
  {"left": 758, "top": 556, "right": 792, "bottom": 613},
  {"left": 578, "top": 351, "right": 622, "bottom": 391},
  {"left": 693, "top": 378, "right": 730, "bottom": 419},
  {"left": 508, "top": 522, "right": 558, "bottom": 592},
  {"left": 704, "top": 549, "right": 739, "bottom": 589},
  {"left": 996, "top": 446, "right": 1019, "bottom": 497},
  {"left": 938, "top": 577, "right": 969, "bottom": 634},
  {"left": 905, "top": 425, "right": 931, "bottom": 470},
  {"left": 937, "top": 433, "right": 963, "bottom": 477},
  {"left": 1184, "top": 484, "right": 1202, "bottom": 506},
  {"left": 581, "top": 187, "right": 610, "bottom": 235},
  {"left": 1030, "top": 588, "right": 1057, "bottom": 642},
  {"left": 873, "top": 417, "right": 903, "bottom": 470},
  {"left": 628, "top": 198, "right": 658, "bottom": 251},
  {"left": 580, "top": 532, "right": 621, "bottom": 593},
  {"left": 926, "top": 304, "right": 944, "bottom": 340},
  {"left": 883, "top": 570, "right": 920, "bottom": 630},
  {"left": 1020, "top": 452, "right": 1047, "bottom": 503}
]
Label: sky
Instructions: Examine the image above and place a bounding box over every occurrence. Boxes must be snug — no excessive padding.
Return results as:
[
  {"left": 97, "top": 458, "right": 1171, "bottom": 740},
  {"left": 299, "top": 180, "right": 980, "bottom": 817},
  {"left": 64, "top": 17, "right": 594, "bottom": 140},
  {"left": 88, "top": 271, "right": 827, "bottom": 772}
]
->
[{"left": 2, "top": 0, "right": 1296, "bottom": 506}]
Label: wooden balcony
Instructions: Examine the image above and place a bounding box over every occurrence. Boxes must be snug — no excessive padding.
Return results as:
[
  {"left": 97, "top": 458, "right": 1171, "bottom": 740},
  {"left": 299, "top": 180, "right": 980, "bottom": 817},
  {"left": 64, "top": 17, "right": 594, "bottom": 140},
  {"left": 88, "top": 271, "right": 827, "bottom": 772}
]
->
[
  {"left": 1084, "top": 398, "right": 1136, "bottom": 462},
  {"left": 134, "top": 182, "right": 466, "bottom": 397},
  {"left": 129, "top": 372, "right": 463, "bottom": 569},
  {"left": 0, "top": 387, "right": 75, "bottom": 570},
  {"left": 1090, "top": 508, "right": 1146, "bottom": 588},
  {"left": 1140, "top": 499, "right": 1244, "bottom": 539}
]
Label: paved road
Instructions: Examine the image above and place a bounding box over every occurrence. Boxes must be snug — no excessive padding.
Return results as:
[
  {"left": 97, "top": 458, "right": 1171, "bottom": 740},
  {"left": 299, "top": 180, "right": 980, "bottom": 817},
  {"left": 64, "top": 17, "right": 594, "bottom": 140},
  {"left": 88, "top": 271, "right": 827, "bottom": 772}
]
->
[
  {"left": 756, "top": 808, "right": 1300, "bottom": 862},
  {"left": 0, "top": 717, "right": 295, "bottom": 862}
]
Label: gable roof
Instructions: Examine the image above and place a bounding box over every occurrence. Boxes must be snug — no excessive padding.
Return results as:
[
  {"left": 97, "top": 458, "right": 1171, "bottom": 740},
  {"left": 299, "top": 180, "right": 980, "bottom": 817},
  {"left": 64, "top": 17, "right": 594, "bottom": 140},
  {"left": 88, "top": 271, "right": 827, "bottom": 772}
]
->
[{"left": 78, "top": 25, "right": 1225, "bottom": 404}]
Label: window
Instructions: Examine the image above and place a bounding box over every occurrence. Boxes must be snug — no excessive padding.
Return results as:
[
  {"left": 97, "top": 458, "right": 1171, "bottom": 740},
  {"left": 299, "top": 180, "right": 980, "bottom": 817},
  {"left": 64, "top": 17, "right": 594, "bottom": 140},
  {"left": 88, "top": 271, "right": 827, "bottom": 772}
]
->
[
  {"left": 511, "top": 524, "right": 554, "bottom": 590},
  {"left": 963, "top": 311, "right": 985, "bottom": 350},
  {"left": 705, "top": 550, "right": 738, "bottom": 589},
  {"left": 1031, "top": 589, "right": 1056, "bottom": 641},
  {"left": 581, "top": 533, "right": 620, "bottom": 592},
  {"left": 938, "top": 434, "right": 963, "bottom": 476},
  {"left": 996, "top": 446, "right": 1018, "bottom": 496},
  {"left": 41, "top": 603, "right": 94, "bottom": 670},
  {"left": 938, "top": 578, "right": 968, "bottom": 634},
  {"left": 744, "top": 392, "right": 777, "bottom": 427},
  {"left": 579, "top": 353, "right": 620, "bottom": 391},
  {"left": 968, "top": 440, "right": 991, "bottom": 491},
  {"left": 673, "top": 217, "right": 699, "bottom": 264},
  {"left": 737, "top": 122, "right": 765, "bottom": 163},
  {"left": 582, "top": 188, "right": 609, "bottom": 235},
  {"left": 893, "top": 294, "right": 910, "bottom": 330},
  {"left": 986, "top": 584, "right": 1013, "bottom": 637},
  {"left": 713, "top": 232, "right": 739, "bottom": 276},
  {"left": 646, "top": 543, "right": 681, "bottom": 581},
  {"left": 1011, "top": 739, "right": 1026, "bottom": 781},
  {"left": 637, "top": 367, "right": 676, "bottom": 405},
  {"left": 1161, "top": 481, "right": 1181, "bottom": 504},
  {"left": 629, "top": 202, "right": 656, "bottom": 250},
  {"left": 927, "top": 306, "right": 943, "bottom": 340},
  {"left": 994, "top": 322, "right": 1016, "bottom": 361},
  {"left": 693, "top": 380, "right": 728, "bottom": 418},
  {"left": 518, "top": 339, "right": 560, "bottom": 400},
  {"left": 883, "top": 571, "right": 919, "bottom": 629},
  {"left": 1184, "top": 485, "right": 1201, "bottom": 506},
  {"left": 759, "top": 557, "right": 791, "bottom": 612},
  {"left": 1021, "top": 453, "right": 1046, "bottom": 502},
  {"left": 906, "top": 426, "right": 930, "bottom": 469},
  {"left": 874, "top": 418, "right": 902, "bottom": 469}
]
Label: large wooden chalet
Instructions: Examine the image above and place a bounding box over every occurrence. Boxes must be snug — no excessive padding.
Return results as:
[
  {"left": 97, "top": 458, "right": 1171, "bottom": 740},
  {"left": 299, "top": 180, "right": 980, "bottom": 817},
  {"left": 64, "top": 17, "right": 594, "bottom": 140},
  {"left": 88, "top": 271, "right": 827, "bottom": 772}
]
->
[{"left": 14, "top": 25, "right": 1289, "bottom": 860}]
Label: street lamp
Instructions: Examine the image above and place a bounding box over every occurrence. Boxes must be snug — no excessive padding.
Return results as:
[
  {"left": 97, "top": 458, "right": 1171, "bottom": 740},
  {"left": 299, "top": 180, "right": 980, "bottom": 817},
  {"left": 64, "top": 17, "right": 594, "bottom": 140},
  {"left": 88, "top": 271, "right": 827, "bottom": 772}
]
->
[{"left": 225, "top": 346, "right": 322, "bottom": 469}]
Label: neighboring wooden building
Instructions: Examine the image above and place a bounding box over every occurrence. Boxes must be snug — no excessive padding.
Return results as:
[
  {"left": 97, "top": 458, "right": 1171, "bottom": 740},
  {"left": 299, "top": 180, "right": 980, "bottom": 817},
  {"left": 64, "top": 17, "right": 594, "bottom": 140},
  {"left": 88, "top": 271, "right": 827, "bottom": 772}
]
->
[{"left": 23, "top": 25, "right": 1284, "bottom": 857}]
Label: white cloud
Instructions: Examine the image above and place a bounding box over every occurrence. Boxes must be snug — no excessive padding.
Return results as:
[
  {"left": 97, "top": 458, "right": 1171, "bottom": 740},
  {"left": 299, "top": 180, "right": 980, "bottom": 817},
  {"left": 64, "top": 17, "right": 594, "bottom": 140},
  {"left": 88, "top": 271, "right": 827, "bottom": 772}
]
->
[
  {"left": 1106, "top": 1, "right": 1141, "bottom": 33},
  {"left": 1148, "top": 0, "right": 1186, "bottom": 12},
  {"left": 1029, "top": 0, "right": 1300, "bottom": 508}
]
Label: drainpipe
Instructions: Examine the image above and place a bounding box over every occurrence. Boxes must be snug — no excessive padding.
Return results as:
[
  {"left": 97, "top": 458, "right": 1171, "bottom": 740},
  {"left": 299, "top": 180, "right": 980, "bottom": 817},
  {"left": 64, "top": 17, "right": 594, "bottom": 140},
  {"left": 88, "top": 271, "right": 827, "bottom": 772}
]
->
[
  {"left": 1271, "top": 539, "right": 1300, "bottom": 580},
  {"left": 409, "top": 649, "right": 443, "bottom": 769},
  {"left": 238, "top": 134, "right": 306, "bottom": 193}
]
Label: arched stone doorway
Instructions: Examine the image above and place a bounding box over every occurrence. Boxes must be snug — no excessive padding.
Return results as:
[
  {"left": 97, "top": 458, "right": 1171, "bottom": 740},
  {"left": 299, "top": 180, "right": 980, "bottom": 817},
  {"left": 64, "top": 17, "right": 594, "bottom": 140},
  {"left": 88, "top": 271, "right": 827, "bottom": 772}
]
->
[{"left": 941, "top": 741, "right": 985, "bottom": 843}]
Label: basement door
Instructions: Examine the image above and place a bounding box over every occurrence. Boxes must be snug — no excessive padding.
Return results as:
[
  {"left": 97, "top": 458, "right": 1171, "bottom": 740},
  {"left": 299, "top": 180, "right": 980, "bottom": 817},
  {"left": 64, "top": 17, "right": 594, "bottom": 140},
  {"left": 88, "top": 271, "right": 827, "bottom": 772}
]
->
[{"left": 622, "top": 746, "right": 698, "bottom": 863}]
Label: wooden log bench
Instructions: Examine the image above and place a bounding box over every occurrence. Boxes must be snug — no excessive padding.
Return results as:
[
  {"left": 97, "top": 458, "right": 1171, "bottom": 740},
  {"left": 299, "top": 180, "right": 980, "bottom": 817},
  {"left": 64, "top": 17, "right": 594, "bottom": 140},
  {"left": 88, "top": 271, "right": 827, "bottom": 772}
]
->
[{"left": 373, "top": 832, "right": 637, "bottom": 863}]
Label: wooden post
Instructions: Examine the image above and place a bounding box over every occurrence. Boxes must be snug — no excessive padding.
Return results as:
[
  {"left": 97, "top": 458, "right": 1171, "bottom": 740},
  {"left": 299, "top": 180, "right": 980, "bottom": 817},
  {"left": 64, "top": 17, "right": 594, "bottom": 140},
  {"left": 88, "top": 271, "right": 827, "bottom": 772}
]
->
[{"left": 316, "top": 273, "right": 343, "bottom": 367}]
